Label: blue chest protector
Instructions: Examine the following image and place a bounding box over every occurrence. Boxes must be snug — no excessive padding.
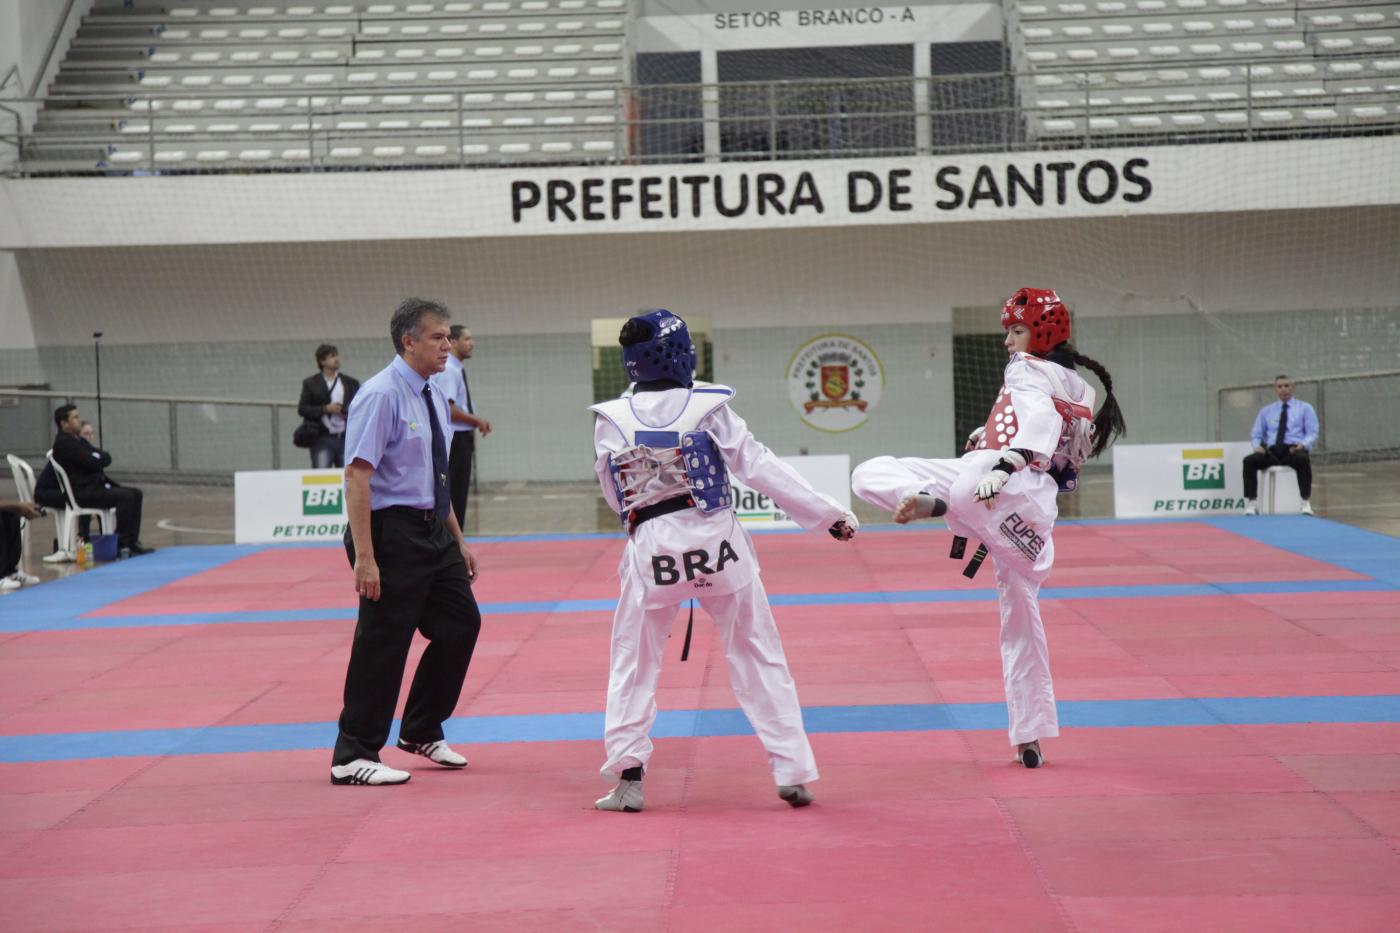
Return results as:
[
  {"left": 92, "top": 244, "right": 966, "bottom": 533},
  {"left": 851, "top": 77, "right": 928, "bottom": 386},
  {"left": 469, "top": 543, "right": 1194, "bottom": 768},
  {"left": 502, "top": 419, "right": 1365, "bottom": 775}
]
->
[{"left": 590, "top": 386, "right": 736, "bottom": 519}]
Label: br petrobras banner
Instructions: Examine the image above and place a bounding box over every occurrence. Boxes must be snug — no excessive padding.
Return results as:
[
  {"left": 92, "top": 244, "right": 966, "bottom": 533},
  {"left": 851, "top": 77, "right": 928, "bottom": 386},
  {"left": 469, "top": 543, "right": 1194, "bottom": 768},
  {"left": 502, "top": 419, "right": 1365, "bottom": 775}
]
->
[
  {"left": 234, "top": 468, "right": 347, "bottom": 543},
  {"left": 6, "top": 137, "right": 1396, "bottom": 248},
  {"left": 730, "top": 455, "right": 851, "bottom": 529},
  {"left": 1112, "top": 442, "right": 1254, "bottom": 518}
]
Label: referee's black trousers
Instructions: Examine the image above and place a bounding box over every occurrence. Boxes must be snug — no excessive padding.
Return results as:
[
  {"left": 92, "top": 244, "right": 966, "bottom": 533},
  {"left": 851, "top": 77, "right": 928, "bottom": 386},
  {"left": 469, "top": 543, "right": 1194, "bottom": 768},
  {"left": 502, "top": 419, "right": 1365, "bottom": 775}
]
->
[
  {"left": 333, "top": 506, "right": 481, "bottom": 766},
  {"left": 448, "top": 430, "right": 474, "bottom": 528},
  {"left": 1242, "top": 445, "right": 1313, "bottom": 499}
]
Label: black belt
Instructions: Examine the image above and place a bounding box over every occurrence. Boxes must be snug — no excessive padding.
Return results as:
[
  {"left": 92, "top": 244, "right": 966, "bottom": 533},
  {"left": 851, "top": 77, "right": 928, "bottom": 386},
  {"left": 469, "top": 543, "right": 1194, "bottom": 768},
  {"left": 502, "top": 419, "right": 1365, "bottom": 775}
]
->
[
  {"left": 380, "top": 505, "right": 438, "bottom": 523},
  {"left": 950, "top": 535, "right": 989, "bottom": 579},
  {"left": 628, "top": 495, "right": 694, "bottom": 531}
]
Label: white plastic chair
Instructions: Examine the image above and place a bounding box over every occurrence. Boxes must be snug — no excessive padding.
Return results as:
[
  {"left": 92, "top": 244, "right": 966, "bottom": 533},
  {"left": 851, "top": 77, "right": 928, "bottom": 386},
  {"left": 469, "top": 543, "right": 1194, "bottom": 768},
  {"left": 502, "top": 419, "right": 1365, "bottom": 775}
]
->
[
  {"left": 1259, "top": 465, "right": 1303, "bottom": 514},
  {"left": 46, "top": 450, "right": 118, "bottom": 556},
  {"left": 6, "top": 454, "right": 37, "bottom": 566}
]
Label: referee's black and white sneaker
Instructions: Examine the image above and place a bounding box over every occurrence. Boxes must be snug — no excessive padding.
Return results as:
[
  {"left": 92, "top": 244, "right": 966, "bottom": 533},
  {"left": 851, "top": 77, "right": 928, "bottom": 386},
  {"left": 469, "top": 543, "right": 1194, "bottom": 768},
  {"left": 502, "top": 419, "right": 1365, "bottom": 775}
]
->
[
  {"left": 396, "top": 739, "right": 468, "bottom": 768},
  {"left": 330, "top": 759, "right": 411, "bottom": 786}
]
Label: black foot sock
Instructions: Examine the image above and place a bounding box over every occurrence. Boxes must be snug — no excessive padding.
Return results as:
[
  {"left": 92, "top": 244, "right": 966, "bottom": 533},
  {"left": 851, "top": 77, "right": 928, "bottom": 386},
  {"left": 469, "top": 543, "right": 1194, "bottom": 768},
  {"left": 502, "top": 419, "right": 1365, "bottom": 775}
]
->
[{"left": 621, "top": 766, "right": 643, "bottom": 781}]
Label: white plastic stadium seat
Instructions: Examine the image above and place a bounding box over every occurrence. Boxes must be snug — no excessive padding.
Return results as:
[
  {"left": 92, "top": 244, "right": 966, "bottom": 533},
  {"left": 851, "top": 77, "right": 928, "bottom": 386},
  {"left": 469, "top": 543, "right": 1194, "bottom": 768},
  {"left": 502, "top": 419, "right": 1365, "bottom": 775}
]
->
[
  {"left": 46, "top": 451, "right": 118, "bottom": 558},
  {"left": 6, "top": 455, "right": 38, "bottom": 563}
]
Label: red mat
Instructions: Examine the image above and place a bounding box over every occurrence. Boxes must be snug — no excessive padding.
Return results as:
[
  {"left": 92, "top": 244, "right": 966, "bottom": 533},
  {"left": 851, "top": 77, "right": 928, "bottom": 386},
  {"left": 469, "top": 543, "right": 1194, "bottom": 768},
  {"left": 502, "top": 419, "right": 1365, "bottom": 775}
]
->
[{"left": 2, "top": 524, "right": 1397, "bottom": 931}]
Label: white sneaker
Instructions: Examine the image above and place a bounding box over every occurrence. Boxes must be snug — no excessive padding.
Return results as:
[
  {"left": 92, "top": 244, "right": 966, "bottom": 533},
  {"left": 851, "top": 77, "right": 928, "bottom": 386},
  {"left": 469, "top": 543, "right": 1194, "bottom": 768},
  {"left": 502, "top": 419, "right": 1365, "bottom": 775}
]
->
[
  {"left": 778, "top": 784, "right": 814, "bottom": 808},
  {"left": 330, "top": 759, "right": 411, "bottom": 786},
  {"left": 396, "top": 738, "right": 467, "bottom": 768},
  {"left": 1300, "top": 501, "right": 1314, "bottom": 516},
  {"left": 42, "top": 550, "right": 73, "bottom": 564},
  {"left": 0, "top": 575, "right": 21, "bottom": 592},
  {"left": 9, "top": 570, "right": 38, "bottom": 585},
  {"left": 1243, "top": 500, "right": 1258, "bottom": 516},
  {"left": 595, "top": 780, "right": 643, "bottom": 812}
]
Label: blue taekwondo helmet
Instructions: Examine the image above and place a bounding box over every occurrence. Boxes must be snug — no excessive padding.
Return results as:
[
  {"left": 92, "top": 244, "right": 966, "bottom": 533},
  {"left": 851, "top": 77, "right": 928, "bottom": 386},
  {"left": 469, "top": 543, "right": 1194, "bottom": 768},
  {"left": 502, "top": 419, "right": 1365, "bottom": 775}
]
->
[{"left": 621, "top": 309, "right": 695, "bottom": 387}]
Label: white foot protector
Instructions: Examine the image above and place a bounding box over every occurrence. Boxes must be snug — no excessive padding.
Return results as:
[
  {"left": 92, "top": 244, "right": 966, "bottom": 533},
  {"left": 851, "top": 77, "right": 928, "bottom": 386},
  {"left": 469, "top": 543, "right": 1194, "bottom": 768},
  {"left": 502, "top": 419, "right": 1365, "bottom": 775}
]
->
[
  {"left": 595, "top": 780, "right": 643, "bottom": 812},
  {"left": 894, "top": 493, "right": 945, "bottom": 524}
]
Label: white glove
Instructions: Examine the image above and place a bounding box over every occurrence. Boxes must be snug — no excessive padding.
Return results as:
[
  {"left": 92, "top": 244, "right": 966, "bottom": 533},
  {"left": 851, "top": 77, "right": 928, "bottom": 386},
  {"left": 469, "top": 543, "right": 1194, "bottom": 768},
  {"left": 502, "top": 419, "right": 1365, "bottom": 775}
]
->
[
  {"left": 974, "top": 469, "right": 1009, "bottom": 504},
  {"left": 828, "top": 511, "right": 859, "bottom": 541},
  {"left": 964, "top": 426, "right": 985, "bottom": 451},
  {"left": 975, "top": 450, "right": 1027, "bottom": 506}
]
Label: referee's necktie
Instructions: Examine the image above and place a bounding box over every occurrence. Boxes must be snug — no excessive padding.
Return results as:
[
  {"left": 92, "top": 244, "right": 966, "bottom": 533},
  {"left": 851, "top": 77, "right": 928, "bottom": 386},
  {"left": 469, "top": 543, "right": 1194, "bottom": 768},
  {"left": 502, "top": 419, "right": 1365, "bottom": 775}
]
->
[
  {"left": 462, "top": 367, "right": 474, "bottom": 416},
  {"left": 1275, "top": 401, "right": 1289, "bottom": 448},
  {"left": 421, "top": 384, "right": 451, "bottom": 520}
]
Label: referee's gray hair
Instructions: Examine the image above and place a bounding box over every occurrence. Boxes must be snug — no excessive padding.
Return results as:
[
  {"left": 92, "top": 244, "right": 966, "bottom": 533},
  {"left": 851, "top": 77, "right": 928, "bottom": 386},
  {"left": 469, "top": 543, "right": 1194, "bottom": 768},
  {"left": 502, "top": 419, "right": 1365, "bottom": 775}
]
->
[{"left": 390, "top": 297, "right": 451, "bottom": 355}]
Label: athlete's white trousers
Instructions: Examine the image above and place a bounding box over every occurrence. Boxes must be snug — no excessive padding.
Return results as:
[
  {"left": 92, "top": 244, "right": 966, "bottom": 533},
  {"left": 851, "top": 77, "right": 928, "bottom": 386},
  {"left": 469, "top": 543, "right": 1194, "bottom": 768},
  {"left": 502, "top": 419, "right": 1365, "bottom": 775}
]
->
[
  {"left": 852, "top": 453, "right": 1060, "bottom": 746},
  {"left": 601, "top": 573, "right": 818, "bottom": 787}
]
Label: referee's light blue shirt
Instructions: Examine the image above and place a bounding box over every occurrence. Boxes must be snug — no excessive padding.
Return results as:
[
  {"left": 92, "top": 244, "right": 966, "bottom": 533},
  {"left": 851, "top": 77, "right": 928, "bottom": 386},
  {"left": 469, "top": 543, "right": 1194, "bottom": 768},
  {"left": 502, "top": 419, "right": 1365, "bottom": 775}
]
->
[
  {"left": 432, "top": 354, "right": 474, "bottom": 434},
  {"left": 345, "top": 354, "right": 451, "bottom": 510},
  {"left": 1250, "top": 398, "right": 1319, "bottom": 450}
]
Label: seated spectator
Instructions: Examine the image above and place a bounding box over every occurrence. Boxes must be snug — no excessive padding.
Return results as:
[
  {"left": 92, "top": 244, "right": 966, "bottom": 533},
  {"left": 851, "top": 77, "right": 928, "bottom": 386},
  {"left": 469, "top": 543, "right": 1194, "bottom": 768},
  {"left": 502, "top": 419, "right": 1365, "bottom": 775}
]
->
[
  {"left": 0, "top": 498, "right": 42, "bottom": 590},
  {"left": 32, "top": 459, "right": 82, "bottom": 561},
  {"left": 298, "top": 344, "right": 361, "bottom": 469},
  {"left": 1242, "top": 374, "right": 1318, "bottom": 516},
  {"left": 51, "top": 404, "right": 154, "bottom": 555}
]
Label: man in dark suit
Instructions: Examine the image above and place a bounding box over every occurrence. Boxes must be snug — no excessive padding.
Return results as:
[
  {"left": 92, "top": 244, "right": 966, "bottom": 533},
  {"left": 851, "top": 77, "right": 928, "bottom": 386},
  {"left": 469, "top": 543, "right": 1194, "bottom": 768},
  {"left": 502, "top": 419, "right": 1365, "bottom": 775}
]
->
[
  {"left": 298, "top": 344, "right": 362, "bottom": 468},
  {"left": 50, "top": 404, "right": 153, "bottom": 556}
]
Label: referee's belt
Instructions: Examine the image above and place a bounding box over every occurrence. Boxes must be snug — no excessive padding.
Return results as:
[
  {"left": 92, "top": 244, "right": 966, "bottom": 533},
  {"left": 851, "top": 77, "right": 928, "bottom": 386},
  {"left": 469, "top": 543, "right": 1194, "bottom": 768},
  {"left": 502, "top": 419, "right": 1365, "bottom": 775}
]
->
[
  {"left": 627, "top": 495, "right": 694, "bottom": 531},
  {"left": 379, "top": 505, "right": 439, "bottom": 523}
]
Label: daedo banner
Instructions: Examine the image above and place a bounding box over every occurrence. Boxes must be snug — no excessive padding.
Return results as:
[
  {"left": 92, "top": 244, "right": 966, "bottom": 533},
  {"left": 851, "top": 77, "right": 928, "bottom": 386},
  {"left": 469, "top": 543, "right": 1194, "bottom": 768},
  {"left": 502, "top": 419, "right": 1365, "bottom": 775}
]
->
[
  {"left": 730, "top": 455, "right": 852, "bottom": 529},
  {"left": 4, "top": 137, "right": 1397, "bottom": 248}
]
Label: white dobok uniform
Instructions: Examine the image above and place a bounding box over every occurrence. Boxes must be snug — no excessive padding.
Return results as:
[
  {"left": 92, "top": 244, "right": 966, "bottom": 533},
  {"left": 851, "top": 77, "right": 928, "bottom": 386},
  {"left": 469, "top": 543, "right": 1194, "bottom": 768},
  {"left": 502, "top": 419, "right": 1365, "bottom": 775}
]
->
[
  {"left": 591, "top": 384, "right": 847, "bottom": 786},
  {"left": 852, "top": 352, "right": 1095, "bottom": 747}
]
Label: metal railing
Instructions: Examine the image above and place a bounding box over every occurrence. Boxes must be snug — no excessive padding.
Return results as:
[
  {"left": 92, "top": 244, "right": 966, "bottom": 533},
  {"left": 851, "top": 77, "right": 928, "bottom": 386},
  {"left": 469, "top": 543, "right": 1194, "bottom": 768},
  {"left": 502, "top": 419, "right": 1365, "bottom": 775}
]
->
[
  {"left": 3, "top": 64, "right": 1397, "bottom": 175},
  {"left": 1216, "top": 370, "right": 1400, "bottom": 461},
  {"left": 0, "top": 388, "right": 304, "bottom": 483}
]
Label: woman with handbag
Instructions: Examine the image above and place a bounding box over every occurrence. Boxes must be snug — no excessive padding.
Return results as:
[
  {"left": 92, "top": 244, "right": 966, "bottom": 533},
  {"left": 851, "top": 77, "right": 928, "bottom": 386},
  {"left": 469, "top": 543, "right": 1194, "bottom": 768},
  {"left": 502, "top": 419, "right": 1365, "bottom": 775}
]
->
[{"left": 297, "top": 344, "right": 361, "bottom": 468}]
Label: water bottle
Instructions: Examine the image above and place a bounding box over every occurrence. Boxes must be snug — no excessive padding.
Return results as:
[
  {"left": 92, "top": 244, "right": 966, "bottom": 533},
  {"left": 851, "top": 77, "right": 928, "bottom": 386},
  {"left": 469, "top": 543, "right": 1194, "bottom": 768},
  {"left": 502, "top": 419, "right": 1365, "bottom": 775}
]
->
[
  {"left": 76, "top": 540, "right": 88, "bottom": 568},
  {"left": 85, "top": 541, "right": 95, "bottom": 566}
]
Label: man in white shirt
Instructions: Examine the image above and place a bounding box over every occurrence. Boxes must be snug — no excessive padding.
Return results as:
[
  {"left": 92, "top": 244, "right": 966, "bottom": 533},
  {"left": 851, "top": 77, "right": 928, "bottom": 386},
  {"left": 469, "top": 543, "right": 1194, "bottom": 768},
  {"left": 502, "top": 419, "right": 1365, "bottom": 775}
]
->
[{"left": 432, "top": 325, "right": 491, "bottom": 526}]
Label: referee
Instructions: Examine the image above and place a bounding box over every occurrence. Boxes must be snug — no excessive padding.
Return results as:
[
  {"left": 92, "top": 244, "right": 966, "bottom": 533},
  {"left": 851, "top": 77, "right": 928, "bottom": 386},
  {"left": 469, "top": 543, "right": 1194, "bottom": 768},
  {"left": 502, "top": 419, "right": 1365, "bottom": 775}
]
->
[
  {"left": 331, "top": 297, "right": 483, "bottom": 786},
  {"left": 436, "top": 324, "right": 492, "bottom": 528}
]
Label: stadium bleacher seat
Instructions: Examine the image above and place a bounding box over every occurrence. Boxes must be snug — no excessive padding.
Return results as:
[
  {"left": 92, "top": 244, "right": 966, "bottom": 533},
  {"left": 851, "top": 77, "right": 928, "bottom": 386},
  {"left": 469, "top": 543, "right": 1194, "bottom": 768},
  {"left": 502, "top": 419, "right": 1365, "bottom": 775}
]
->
[
  {"left": 1013, "top": 0, "right": 1400, "bottom": 139},
  {"left": 27, "top": 0, "right": 628, "bottom": 172}
]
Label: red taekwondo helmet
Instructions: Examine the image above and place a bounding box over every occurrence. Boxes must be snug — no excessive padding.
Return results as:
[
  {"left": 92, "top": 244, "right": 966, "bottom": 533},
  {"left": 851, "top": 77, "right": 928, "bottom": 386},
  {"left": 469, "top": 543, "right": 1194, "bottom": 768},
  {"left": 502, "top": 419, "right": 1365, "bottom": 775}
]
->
[{"left": 1001, "top": 287, "right": 1071, "bottom": 356}]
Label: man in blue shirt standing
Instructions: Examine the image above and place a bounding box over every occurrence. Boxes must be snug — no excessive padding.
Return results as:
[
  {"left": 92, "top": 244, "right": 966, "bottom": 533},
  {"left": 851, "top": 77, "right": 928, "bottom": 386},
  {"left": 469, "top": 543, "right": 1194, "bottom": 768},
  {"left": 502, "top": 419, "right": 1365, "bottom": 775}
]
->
[
  {"left": 330, "top": 298, "right": 483, "bottom": 786},
  {"left": 433, "top": 324, "right": 492, "bottom": 528},
  {"left": 1243, "top": 374, "right": 1319, "bottom": 516}
]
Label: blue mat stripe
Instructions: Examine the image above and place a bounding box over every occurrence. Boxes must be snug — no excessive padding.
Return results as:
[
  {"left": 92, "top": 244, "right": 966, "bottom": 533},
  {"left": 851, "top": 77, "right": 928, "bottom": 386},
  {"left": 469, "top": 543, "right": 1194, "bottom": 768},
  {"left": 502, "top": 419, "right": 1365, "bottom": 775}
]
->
[
  {"left": 4, "top": 517, "right": 1396, "bottom": 635},
  {"left": 2, "top": 577, "right": 1394, "bottom": 633},
  {"left": 3, "top": 695, "right": 1399, "bottom": 763}
]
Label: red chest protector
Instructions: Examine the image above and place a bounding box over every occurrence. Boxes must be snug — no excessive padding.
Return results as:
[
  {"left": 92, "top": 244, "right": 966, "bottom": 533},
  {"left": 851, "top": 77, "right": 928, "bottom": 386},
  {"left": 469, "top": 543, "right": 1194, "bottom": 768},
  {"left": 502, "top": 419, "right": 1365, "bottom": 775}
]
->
[
  {"left": 973, "top": 356, "right": 1095, "bottom": 465},
  {"left": 976, "top": 385, "right": 1022, "bottom": 452}
]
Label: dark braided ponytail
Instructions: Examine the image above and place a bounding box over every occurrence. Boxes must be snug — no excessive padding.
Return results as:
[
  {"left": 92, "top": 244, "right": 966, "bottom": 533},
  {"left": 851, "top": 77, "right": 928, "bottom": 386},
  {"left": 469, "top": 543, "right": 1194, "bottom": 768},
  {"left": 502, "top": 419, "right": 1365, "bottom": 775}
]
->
[{"left": 1064, "top": 347, "right": 1126, "bottom": 458}]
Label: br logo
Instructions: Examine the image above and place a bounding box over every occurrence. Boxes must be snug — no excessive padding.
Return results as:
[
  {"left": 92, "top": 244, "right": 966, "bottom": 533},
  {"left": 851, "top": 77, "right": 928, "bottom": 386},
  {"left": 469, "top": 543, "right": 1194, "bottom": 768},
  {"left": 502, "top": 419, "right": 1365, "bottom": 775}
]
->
[
  {"left": 302, "top": 476, "right": 344, "bottom": 516},
  {"left": 1181, "top": 448, "right": 1226, "bottom": 490}
]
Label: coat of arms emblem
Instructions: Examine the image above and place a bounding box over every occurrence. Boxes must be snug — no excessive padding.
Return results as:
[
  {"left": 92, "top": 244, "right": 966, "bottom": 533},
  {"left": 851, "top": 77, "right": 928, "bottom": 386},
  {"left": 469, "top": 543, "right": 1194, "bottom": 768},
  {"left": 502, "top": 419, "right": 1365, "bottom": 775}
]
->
[{"left": 787, "top": 334, "right": 884, "bottom": 433}]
